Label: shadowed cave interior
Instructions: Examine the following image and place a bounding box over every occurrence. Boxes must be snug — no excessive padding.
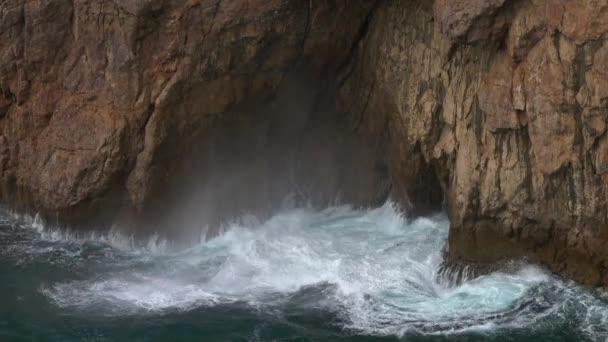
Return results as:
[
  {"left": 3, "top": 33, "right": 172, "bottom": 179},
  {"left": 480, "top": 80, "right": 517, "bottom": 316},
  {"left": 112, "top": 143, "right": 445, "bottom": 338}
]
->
[{"left": 133, "top": 72, "right": 445, "bottom": 240}]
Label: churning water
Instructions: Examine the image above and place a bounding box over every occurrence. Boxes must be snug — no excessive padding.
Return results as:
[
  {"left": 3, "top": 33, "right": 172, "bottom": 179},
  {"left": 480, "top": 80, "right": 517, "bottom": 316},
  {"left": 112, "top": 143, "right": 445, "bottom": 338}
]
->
[{"left": 1, "top": 202, "right": 608, "bottom": 341}]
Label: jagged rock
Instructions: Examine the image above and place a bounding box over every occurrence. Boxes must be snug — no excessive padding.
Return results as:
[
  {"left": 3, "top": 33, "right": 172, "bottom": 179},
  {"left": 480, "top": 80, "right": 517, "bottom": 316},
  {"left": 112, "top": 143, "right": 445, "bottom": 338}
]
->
[
  {"left": 433, "top": 0, "right": 508, "bottom": 43},
  {"left": 506, "top": 0, "right": 546, "bottom": 62},
  {"left": 478, "top": 53, "right": 520, "bottom": 132},
  {"left": 340, "top": 0, "right": 608, "bottom": 286},
  {"left": 1, "top": 0, "right": 608, "bottom": 286},
  {"left": 0, "top": 0, "right": 379, "bottom": 227}
]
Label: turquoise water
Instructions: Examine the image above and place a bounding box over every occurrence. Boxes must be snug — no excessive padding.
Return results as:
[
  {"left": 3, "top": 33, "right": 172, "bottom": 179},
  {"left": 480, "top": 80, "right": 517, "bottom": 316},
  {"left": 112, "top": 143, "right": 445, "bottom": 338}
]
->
[{"left": 1, "top": 203, "right": 608, "bottom": 341}]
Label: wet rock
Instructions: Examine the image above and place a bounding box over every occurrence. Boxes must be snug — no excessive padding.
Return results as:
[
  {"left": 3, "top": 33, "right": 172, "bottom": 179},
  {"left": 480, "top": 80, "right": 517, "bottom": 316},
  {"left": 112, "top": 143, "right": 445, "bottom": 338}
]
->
[
  {"left": 0, "top": 0, "right": 378, "bottom": 226},
  {"left": 339, "top": 0, "right": 608, "bottom": 286},
  {"left": 2, "top": 0, "right": 608, "bottom": 287}
]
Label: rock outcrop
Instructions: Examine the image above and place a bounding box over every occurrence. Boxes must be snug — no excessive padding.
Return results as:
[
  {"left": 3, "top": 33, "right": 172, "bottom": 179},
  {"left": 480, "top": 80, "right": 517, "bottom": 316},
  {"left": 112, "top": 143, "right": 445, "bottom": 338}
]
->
[
  {"left": 340, "top": 0, "right": 608, "bottom": 286},
  {"left": 1, "top": 0, "right": 608, "bottom": 285}
]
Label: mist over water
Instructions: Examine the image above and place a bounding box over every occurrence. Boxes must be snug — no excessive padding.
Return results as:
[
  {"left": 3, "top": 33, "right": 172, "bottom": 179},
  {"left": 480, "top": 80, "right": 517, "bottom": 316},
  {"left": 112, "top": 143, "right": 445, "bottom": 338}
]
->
[{"left": 1, "top": 203, "right": 608, "bottom": 341}]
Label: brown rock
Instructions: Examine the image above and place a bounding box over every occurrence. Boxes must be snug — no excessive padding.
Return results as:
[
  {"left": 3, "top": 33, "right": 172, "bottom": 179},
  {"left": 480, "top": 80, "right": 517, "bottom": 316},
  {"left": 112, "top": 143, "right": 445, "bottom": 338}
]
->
[
  {"left": 0, "top": 0, "right": 379, "bottom": 227},
  {"left": 512, "top": 64, "right": 527, "bottom": 112},
  {"left": 0, "top": 135, "right": 8, "bottom": 174},
  {"left": 523, "top": 37, "right": 576, "bottom": 175},
  {"left": 1, "top": 0, "right": 608, "bottom": 289},
  {"left": 478, "top": 53, "right": 519, "bottom": 132},
  {"left": 583, "top": 108, "right": 607, "bottom": 138},
  {"left": 433, "top": 0, "right": 508, "bottom": 43},
  {"left": 0, "top": 94, "right": 10, "bottom": 118},
  {"left": 561, "top": 0, "right": 608, "bottom": 43},
  {"left": 338, "top": 0, "right": 608, "bottom": 287},
  {"left": 507, "top": 0, "right": 546, "bottom": 62},
  {"left": 597, "top": 136, "right": 608, "bottom": 175}
]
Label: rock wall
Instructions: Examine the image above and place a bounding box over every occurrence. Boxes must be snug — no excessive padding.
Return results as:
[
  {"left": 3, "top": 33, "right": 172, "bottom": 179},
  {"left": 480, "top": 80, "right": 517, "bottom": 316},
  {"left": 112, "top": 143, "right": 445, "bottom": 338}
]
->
[
  {"left": 0, "top": 0, "right": 381, "bottom": 230},
  {"left": 339, "top": 0, "right": 608, "bottom": 286},
  {"left": 1, "top": 0, "right": 608, "bottom": 285}
]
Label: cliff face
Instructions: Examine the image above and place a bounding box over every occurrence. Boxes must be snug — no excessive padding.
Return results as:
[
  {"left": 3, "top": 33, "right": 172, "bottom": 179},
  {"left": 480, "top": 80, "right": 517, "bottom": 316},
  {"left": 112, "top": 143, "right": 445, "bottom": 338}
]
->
[
  {"left": 341, "top": 0, "right": 608, "bottom": 286},
  {"left": 1, "top": 0, "right": 608, "bottom": 285},
  {"left": 0, "top": 0, "right": 384, "bottom": 231}
]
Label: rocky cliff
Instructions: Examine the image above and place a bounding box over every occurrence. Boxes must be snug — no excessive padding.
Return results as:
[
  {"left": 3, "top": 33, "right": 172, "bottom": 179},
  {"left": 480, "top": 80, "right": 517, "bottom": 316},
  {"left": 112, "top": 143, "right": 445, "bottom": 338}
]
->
[
  {"left": 1, "top": 0, "right": 608, "bottom": 285},
  {"left": 0, "top": 0, "right": 386, "bottom": 234},
  {"left": 341, "top": 0, "right": 608, "bottom": 286}
]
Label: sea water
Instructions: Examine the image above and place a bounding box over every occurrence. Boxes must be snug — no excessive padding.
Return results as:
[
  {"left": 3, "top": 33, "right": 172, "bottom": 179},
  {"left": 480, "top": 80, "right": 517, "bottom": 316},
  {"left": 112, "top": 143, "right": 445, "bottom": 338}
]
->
[{"left": 1, "top": 203, "right": 607, "bottom": 341}]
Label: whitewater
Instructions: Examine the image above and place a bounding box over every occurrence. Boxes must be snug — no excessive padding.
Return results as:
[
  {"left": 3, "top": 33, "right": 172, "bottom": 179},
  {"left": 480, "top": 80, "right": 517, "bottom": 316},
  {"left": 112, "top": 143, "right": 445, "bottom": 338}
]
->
[{"left": 1, "top": 202, "right": 608, "bottom": 341}]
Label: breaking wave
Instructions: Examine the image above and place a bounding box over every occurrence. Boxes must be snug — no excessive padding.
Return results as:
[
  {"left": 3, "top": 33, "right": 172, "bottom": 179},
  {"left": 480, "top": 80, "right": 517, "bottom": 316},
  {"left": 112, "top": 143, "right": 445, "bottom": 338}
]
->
[{"left": 1, "top": 203, "right": 608, "bottom": 339}]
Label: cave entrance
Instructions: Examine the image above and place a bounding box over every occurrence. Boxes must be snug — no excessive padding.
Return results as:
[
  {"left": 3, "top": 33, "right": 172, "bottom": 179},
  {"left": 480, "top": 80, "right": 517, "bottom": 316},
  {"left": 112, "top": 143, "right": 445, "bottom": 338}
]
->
[
  {"left": 388, "top": 138, "right": 446, "bottom": 219},
  {"left": 405, "top": 154, "right": 445, "bottom": 216},
  {"left": 138, "top": 73, "right": 392, "bottom": 240}
]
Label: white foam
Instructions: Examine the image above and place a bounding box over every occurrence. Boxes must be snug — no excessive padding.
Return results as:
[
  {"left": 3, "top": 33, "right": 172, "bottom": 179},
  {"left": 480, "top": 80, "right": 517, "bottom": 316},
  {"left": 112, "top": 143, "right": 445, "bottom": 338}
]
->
[
  {"left": 0, "top": 206, "right": 173, "bottom": 256},
  {"left": 4, "top": 203, "right": 607, "bottom": 338}
]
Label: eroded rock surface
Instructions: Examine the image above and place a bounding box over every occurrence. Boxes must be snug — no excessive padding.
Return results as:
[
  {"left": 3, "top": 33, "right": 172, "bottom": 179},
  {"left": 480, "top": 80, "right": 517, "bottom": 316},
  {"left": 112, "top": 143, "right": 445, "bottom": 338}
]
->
[
  {"left": 1, "top": 0, "right": 608, "bottom": 286},
  {"left": 341, "top": 0, "right": 608, "bottom": 286},
  {"left": 0, "top": 0, "right": 380, "bottom": 228}
]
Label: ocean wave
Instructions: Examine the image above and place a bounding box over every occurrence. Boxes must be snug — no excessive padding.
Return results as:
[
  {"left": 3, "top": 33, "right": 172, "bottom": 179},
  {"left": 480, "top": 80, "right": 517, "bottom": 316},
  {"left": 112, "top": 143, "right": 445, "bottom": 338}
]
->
[{"left": 2, "top": 203, "right": 608, "bottom": 338}]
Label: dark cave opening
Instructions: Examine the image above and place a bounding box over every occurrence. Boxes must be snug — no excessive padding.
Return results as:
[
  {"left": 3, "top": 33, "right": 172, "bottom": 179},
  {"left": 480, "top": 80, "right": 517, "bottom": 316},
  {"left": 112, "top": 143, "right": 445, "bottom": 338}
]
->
[
  {"left": 406, "top": 157, "right": 445, "bottom": 217},
  {"left": 388, "top": 140, "right": 446, "bottom": 220},
  {"left": 136, "top": 73, "right": 391, "bottom": 239}
]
